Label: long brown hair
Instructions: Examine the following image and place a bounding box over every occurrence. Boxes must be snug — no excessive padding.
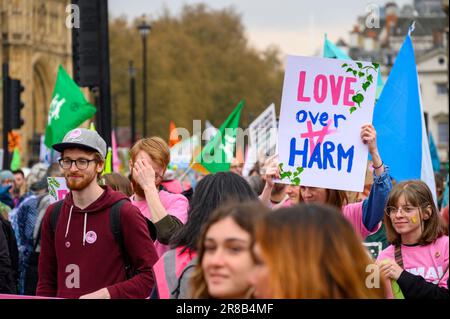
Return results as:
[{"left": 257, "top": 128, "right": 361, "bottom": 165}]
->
[
  {"left": 102, "top": 173, "right": 133, "bottom": 196},
  {"left": 384, "top": 180, "right": 445, "bottom": 246},
  {"left": 255, "top": 204, "right": 385, "bottom": 298},
  {"left": 299, "top": 188, "right": 348, "bottom": 209},
  {"left": 190, "top": 201, "right": 269, "bottom": 299}
]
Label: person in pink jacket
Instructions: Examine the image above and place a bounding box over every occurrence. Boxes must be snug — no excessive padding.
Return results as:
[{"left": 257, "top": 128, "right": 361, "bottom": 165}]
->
[
  {"left": 260, "top": 124, "right": 391, "bottom": 240},
  {"left": 129, "top": 137, "right": 189, "bottom": 257},
  {"left": 377, "top": 180, "right": 449, "bottom": 299}
]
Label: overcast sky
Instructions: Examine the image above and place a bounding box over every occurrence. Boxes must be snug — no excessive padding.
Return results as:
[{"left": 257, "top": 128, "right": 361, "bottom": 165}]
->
[{"left": 108, "top": 0, "right": 412, "bottom": 58}]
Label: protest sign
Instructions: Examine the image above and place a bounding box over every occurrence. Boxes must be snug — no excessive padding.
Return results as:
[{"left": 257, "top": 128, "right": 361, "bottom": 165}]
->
[
  {"left": 248, "top": 103, "right": 277, "bottom": 157},
  {"left": 48, "top": 176, "right": 69, "bottom": 203},
  {"left": 276, "top": 55, "right": 378, "bottom": 192}
]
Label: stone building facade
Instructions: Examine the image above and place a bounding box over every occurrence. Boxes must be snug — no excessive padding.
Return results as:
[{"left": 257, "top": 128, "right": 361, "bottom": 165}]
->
[{"left": 1, "top": 0, "right": 71, "bottom": 166}]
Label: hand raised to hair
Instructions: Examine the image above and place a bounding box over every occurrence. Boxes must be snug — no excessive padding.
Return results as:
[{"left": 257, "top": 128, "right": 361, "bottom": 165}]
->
[{"left": 132, "top": 158, "right": 156, "bottom": 191}]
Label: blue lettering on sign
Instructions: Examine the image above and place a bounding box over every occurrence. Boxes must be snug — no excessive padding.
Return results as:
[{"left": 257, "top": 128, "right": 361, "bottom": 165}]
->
[
  {"left": 295, "top": 110, "right": 347, "bottom": 129},
  {"left": 289, "top": 138, "right": 354, "bottom": 172}
]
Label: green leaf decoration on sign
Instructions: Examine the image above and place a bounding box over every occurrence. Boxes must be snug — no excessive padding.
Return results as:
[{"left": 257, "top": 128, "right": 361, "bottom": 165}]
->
[
  {"left": 279, "top": 163, "right": 304, "bottom": 185},
  {"left": 362, "top": 81, "right": 371, "bottom": 91},
  {"left": 341, "top": 61, "right": 377, "bottom": 115},
  {"left": 47, "top": 177, "right": 61, "bottom": 200},
  {"left": 352, "top": 93, "right": 364, "bottom": 108},
  {"left": 48, "top": 177, "right": 60, "bottom": 188},
  {"left": 49, "top": 188, "right": 56, "bottom": 199}
]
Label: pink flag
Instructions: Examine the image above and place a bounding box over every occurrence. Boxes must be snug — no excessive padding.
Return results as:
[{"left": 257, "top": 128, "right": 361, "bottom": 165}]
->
[{"left": 112, "top": 130, "right": 120, "bottom": 172}]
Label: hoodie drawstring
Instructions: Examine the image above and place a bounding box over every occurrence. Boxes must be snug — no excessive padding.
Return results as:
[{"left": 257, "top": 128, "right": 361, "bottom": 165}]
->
[
  {"left": 65, "top": 205, "right": 74, "bottom": 238},
  {"left": 64, "top": 205, "right": 88, "bottom": 247},
  {"left": 83, "top": 213, "right": 88, "bottom": 246}
]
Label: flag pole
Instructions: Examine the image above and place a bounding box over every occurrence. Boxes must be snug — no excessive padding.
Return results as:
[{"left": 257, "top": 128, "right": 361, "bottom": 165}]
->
[{"left": 178, "top": 163, "right": 195, "bottom": 182}]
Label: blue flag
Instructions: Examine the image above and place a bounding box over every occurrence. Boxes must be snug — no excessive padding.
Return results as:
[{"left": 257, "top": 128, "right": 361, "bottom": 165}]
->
[
  {"left": 428, "top": 133, "right": 441, "bottom": 172},
  {"left": 323, "top": 34, "right": 384, "bottom": 99},
  {"left": 442, "top": 173, "right": 449, "bottom": 208},
  {"left": 373, "top": 25, "right": 436, "bottom": 201}
]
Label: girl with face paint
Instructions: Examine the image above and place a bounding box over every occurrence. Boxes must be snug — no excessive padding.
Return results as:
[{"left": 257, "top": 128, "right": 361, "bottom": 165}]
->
[{"left": 377, "top": 180, "right": 449, "bottom": 299}]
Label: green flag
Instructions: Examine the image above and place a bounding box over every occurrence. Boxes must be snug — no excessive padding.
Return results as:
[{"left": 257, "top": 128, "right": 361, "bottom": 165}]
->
[
  {"left": 103, "top": 147, "right": 112, "bottom": 175},
  {"left": 391, "top": 280, "right": 405, "bottom": 299},
  {"left": 193, "top": 100, "right": 244, "bottom": 173},
  {"left": 10, "top": 147, "right": 21, "bottom": 171},
  {"left": 44, "top": 65, "right": 96, "bottom": 148}
]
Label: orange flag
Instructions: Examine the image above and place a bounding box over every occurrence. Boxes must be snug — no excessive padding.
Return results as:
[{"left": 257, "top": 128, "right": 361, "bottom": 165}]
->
[{"left": 169, "top": 121, "right": 181, "bottom": 147}]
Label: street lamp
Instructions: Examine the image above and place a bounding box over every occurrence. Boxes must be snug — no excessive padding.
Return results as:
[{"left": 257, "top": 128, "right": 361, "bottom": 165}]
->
[
  {"left": 137, "top": 15, "right": 151, "bottom": 137},
  {"left": 128, "top": 60, "right": 137, "bottom": 146}
]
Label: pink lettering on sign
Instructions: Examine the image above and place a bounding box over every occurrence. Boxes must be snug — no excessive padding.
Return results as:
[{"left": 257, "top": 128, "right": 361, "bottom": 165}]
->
[
  {"left": 300, "top": 120, "right": 336, "bottom": 158},
  {"left": 297, "top": 71, "right": 311, "bottom": 102},
  {"left": 343, "top": 77, "right": 357, "bottom": 106},
  {"left": 58, "top": 190, "right": 69, "bottom": 201},
  {"left": 313, "top": 75, "right": 327, "bottom": 103},
  {"left": 329, "top": 75, "right": 343, "bottom": 105},
  {"left": 297, "top": 71, "right": 357, "bottom": 106}
]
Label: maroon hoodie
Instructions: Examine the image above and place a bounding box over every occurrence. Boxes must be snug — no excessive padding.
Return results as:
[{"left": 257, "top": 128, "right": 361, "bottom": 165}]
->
[{"left": 37, "top": 185, "right": 158, "bottom": 299}]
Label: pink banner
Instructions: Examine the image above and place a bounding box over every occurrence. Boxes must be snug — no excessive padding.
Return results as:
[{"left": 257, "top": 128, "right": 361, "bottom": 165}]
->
[
  {"left": 112, "top": 130, "right": 120, "bottom": 172},
  {"left": 0, "top": 294, "right": 62, "bottom": 299}
]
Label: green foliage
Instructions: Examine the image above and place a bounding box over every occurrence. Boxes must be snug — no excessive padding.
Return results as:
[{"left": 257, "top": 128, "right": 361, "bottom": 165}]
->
[
  {"left": 352, "top": 93, "right": 364, "bottom": 107},
  {"left": 341, "top": 61, "right": 377, "bottom": 115},
  {"left": 279, "top": 163, "right": 303, "bottom": 185},
  {"left": 362, "top": 81, "right": 371, "bottom": 91},
  {"left": 109, "top": 4, "right": 284, "bottom": 139},
  {"left": 47, "top": 177, "right": 60, "bottom": 200}
]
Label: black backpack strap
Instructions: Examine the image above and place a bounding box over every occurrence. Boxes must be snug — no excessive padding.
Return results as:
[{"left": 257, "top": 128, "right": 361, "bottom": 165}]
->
[
  {"left": 50, "top": 200, "right": 64, "bottom": 234},
  {"left": 32, "top": 195, "right": 48, "bottom": 251},
  {"left": 33, "top": 221, "right": 43, "bottom": 251},
  {"left": 394, "top": 244, "right": 404, "bottom": 268},
  {"left": 109, "top": 199, "right": 131, "bottom": 276}
]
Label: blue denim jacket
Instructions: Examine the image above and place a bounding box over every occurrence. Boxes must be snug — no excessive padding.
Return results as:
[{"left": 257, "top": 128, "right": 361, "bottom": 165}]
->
[{"left": 362, "top": 166, "right": 392, "bottom": 232}]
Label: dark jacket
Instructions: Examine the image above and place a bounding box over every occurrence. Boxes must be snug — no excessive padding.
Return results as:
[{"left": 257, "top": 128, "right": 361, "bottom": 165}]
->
[
  {"left": 0, "top": 214, "right": 18, "bottom": 294},
  {"left": 398, "top": 270, "right": 449, "bottom": 299}
]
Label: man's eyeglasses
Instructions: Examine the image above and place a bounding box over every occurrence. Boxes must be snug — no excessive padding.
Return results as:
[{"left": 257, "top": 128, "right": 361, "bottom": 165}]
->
[
  {"left": 385, "top": 205, "right": 420, "bottom": 217},
  {"left": 58, "top": 158, "right": 97, "bottom": 170}
]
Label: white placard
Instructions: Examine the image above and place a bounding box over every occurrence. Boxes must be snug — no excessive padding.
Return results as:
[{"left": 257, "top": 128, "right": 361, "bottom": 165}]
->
[
  {"left": 47, "top": 177, "right": 69, "bottom": 204},
  {"left": 276, "top": 55, "right": 378, "bottom": 192},
  {"left": 248, "top": 103, "right": 278, "bottom": 157}
]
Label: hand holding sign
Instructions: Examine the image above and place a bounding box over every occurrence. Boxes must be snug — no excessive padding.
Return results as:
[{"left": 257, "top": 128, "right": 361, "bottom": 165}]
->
[
  {"left": 262, "top": 155, "right": 280, "bottom": 188},
  {"left": 360, "top": 124, "right": 377, "bottom": 154}
]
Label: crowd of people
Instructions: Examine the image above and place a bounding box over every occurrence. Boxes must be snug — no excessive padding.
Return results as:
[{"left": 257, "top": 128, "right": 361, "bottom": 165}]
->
[{"left": 0, "top": 124, "right": 448, "bottom": 299}]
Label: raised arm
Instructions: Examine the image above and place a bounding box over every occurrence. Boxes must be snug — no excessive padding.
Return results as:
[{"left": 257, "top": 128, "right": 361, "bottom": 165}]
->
[{"left": 360, "top": 124, "right": 392, "bottom": 231}]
